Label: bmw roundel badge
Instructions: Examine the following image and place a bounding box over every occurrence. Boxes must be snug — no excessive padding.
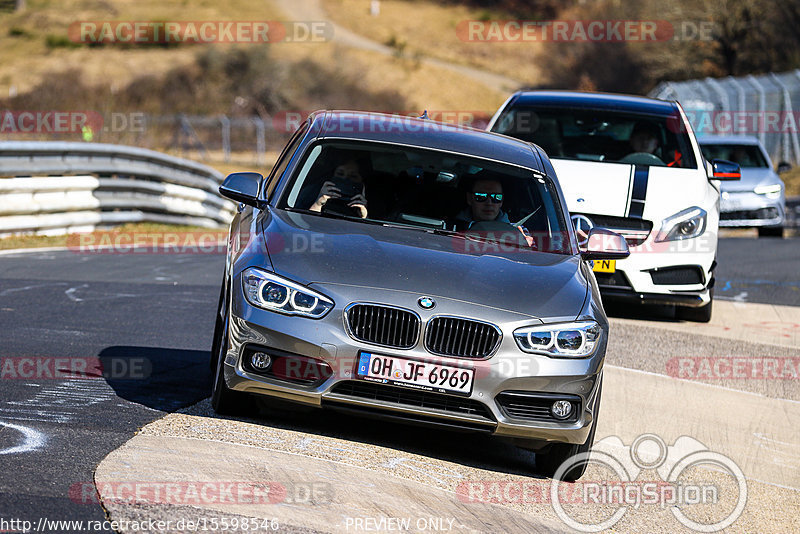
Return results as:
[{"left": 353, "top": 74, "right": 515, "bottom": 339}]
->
[{"left": 418, "top": 296, "right": 435, "bottom": 309}]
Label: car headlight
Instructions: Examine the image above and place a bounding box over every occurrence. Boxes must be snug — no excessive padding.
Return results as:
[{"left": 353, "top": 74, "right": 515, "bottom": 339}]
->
[
  {"left": 242, "top": 267, "right": 334, "bottom": 318},
  {"left": 656, "top": 207, "right": 707, "bottom": 242},
  {"left": 513, "top": 321, "right": 601, "bottom": 358},
  {"left": 754, "top": 184, "right": 782, "bottom": 199}
]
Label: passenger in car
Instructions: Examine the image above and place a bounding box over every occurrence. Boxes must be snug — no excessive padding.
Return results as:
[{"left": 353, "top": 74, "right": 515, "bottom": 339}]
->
[{"left": 309, "top": 158, "right": 369, "bottom": 218}]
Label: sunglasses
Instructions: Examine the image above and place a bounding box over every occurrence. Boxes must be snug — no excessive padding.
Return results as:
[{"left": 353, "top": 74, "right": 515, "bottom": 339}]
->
[{"left": 472, "top": 192, "right": 503, "bottom": 204}]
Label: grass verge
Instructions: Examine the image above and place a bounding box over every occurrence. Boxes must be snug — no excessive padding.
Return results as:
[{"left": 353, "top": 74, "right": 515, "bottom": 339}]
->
[{"left": 321, "top": 0, "right": 543, "bottom": 87}]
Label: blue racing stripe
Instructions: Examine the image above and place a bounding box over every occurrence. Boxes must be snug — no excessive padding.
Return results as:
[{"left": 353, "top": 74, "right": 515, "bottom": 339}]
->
[{"left": 628, "top": 164, "right": 649, "bottom": 218}]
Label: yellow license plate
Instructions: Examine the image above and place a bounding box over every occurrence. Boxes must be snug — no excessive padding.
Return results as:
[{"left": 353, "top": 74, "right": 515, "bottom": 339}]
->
[{"left": 592, "top": 260, "right": 616, "bottom": 273}]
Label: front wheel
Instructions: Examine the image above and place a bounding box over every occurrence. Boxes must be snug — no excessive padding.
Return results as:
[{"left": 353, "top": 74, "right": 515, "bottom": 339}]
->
[
  {"left": 211, "top": 283, "right": 251, "bottom": 416},
  {"left": 758, "top": 226, "right": 784, "bottom": 238},
  {"left": 535, "top": 382, "right": 602, "bottom": 482}
]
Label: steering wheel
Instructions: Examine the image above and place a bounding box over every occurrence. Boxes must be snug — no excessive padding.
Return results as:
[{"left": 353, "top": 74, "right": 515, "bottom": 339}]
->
[{"left": 618, "top": 152, "right": 664, "bottom": 165}]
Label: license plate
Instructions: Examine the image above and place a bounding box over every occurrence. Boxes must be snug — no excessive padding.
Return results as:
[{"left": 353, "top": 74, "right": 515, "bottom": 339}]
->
[
  {"left": 592, "top": 259, "right": 616, "bottom": 273},
  {"left": 355, "top": 352, "right": 475, "bottom": 396},
  {"left": 721, "top": 199, "right": 744, "bottom": 211}
]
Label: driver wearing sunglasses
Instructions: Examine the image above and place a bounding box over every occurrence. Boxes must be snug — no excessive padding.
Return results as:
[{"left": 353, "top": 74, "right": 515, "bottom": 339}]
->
[{"left": 457, "top": 177, "right": 509, "bottom": 228}]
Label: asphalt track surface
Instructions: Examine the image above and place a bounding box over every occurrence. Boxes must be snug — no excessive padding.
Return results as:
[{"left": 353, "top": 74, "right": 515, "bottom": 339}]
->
[
  {"left": 0, "top": 252, "right": 221, "bottom": 532},
  {"left": 0, "top": 236, "right": 797, "bottom": 532}
]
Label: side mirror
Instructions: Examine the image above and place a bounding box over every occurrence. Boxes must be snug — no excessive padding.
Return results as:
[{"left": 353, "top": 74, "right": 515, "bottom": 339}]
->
[
  {"left": 581, "top": 228, "right": 630, "bottom": 260},
  {"left": 777, "top": 161, "right": 792, "bottom": 174},
  {"left": 219, "top": 172, "right": 264, "bottom": 206},
  {"left": 709, "top": 159, "right": 741, "bottom": 180}
]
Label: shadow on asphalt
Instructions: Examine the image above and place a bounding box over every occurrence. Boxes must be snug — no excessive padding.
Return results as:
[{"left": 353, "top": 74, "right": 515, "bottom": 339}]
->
[
  {"left": 98, "top": 346, "right": 212, "bottom": 412},
  {"left": 97, "top": 347, "right": 547, "bottom": 479},
  {"left": 603, "top": 300, "right": 681, "bottom": 322},
  {"left": 210, "top": 396, "right": 547, "bottom": 479}
]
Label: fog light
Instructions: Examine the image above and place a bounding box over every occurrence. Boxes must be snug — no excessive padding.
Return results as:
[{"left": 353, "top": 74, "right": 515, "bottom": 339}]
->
[
  {"left": 551, "top": 400, "right": 573, "bottom": 420},
  {"left": 250, "top": 352, "right": 272, "bottom": 371}
]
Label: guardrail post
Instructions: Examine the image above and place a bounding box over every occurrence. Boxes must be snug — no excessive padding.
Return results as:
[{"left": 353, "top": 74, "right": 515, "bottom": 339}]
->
[
  {"left": 745, "top": 75, "right": 768, "bottom": 149},
  {"left": 727, "top": 76, "right": 747, "bottom": 137}
]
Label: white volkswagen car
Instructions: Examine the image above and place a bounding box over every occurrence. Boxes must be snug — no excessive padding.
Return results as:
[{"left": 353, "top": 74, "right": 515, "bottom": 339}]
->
[
  {"left": 489, "top": 91, "right": 740, "bottom": 321},
  {"left": 698, "top": 135, "right": 786, "bottom": 237}
]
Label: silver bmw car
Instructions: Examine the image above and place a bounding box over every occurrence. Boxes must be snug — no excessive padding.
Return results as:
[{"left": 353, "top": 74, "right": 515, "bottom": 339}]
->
[{"left": 212, "top": 111, "right": 629, "bottom": 480}]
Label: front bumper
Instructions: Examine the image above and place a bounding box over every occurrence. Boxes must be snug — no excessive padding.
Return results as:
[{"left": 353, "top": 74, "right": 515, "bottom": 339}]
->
[
  {"left": 223, "top": 280, "right": 604, "bottom": 447},
  {"left": 719, "top": 191, "right": 785, "bottom": 228},
  {"left": 593, "top": 243, "right": 715, "bottom": 308}
]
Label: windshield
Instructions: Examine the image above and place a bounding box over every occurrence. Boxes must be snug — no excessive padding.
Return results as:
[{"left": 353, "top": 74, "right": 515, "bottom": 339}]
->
[
  {"left": 699, "top": 143, "right": 769, "bottom": 168},
  {"left": 492, "top": 106, "right": 697, "bottom": 169},
  {"left": 278, "top": 140, "right": 575, "bottom": 255}
]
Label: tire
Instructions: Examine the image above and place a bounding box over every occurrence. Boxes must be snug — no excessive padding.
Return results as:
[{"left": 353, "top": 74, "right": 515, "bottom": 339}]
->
[
  {"left": 210, "top": 273, "right": 227, "bottom": 372},
  {"left": 757, "top": 226, "right": 784, "bottom": 238},
  {"left": 210, "top": 279, "right": 251, "bottom": 416},
  {"left": 676, "top": 287, "right": 713, "bottom": 323},
  {"left": 535, "top": 381, "right": 602, "bottom": 482}
]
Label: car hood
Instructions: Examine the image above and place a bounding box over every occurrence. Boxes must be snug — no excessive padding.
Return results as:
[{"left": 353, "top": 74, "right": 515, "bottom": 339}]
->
[
  {"left": 720, "top": 168, "right": 782, "bottom": 192},
  {"left": 550, "top": 159, "right": 708, "bottom": 222},
  {"left": 260, "top": 209, "right": 588, "bottom": 320}
]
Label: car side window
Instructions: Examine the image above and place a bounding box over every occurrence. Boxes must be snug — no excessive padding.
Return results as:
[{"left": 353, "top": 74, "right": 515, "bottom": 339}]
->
[{"left": 263, "top": 122, "right": 310, "bottom": 201}]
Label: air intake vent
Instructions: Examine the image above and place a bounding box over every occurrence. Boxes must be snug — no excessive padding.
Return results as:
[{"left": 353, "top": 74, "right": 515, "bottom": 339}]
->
[
  {"left": 649, "top": 266, "right": 704, "bottom": 285},
  {"left": 424, "top": 317, "right": 501, "bottom": 358},
  {"left": 345, "top": 304, "right": 420, "bottom": 349}
]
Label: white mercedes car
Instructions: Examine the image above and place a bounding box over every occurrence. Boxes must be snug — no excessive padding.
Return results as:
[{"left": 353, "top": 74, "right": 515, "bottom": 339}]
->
[{"left": 488, "top": 91, "right": 740, "bottom": 322}]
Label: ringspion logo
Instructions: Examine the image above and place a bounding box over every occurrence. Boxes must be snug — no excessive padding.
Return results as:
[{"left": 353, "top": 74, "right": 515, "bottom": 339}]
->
[{"left": 459, "top": 434, "right": 747, "bottom": 532}]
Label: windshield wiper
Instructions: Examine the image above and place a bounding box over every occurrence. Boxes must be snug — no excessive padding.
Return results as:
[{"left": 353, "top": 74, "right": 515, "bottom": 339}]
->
[
  {"left": 512, "top": 206, "right": 541, "bottom": 227},
  {"left": 283, "top": 207, "right": 388, "bottom": 226},
  {"left": 285, "top": 208, "right": 468, "bottom": 235},
  {"left": 282, "top": 208, "right": 533, "bottom": 247}
]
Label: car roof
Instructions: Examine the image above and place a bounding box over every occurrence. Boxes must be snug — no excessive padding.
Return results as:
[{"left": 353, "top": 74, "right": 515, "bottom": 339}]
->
[
  {"left": 308, "top": 110, "right": 545, "bottom": 173},
  {"left": 507, "top": 90, "right": 679, "bottom": 116},
  {"left": 696, "top": 135, "right": 762, "bottom": 146}
]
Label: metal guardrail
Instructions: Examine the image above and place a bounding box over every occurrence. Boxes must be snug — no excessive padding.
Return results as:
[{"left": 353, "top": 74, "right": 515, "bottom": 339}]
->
[
  {"left": 0, "top": 141, "right": 235, "bottom": 235},
  {"left": 650, "top": 70, "right": 800, "bottom": 166}
]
